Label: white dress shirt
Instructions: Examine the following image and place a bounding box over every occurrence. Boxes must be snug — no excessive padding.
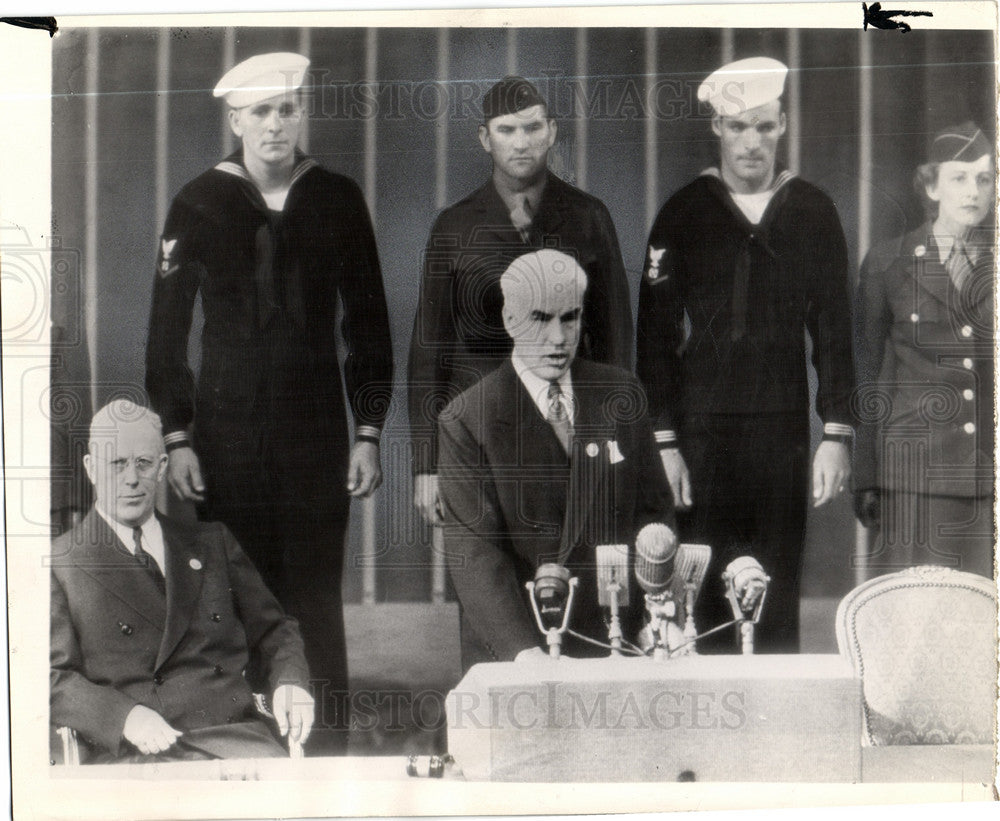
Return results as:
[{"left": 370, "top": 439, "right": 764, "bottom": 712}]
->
[
  {"left": 512, "top": 354, "right": 575, "bottom": 424},
  {"left": 95, "top": 506, "right": 166, "bottom": 576}
]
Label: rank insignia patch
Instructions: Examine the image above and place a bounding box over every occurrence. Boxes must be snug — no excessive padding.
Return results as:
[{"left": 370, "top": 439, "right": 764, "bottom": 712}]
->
[{"left": 159, "top": 237, "right": 179, "bottom": 277}]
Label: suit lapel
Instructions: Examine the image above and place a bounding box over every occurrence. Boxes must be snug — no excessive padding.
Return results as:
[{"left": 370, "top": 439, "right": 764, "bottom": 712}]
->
[
  {"left": 155, "top": 514, "right": 205, "bottom": 671},
  {"left": 911, "top": 233, "right": 954, "bottom": 311},
  {"left": 73, "top": 510, "right": 167, "bottom": 631},
  {"left": 533, "top": 173, "right": 568, "bottom": 238}
]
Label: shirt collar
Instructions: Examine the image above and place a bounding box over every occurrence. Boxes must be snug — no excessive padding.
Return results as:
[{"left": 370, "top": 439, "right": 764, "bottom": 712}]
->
[
  {"left": 511, "top": 354, "right": 575, "bottom": 423},
  {"left": 95, "top": 505, "right": 165, "bottom": 570}
]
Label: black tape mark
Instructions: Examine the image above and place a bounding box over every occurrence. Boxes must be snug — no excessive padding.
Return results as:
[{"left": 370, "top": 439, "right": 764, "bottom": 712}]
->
[
  {"left": 1, "top": 17, "right": 59, "bottom": 37},
  {"left": 862, "top": 2, "right": 933, "bottom": 33}
]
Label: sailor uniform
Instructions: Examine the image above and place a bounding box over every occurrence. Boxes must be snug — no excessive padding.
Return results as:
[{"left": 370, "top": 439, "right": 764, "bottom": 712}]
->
[{"left": 636, "top": 168, "right": 855, "bottom": 651}]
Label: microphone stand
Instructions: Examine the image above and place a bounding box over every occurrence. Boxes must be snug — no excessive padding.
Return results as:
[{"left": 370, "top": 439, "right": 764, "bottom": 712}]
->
[
  {"left": 606, "top": 581, "right": 624, "bottom": 656},
  {"left": 644, "top": 593, "right": 676, "bottom": 661},
  {"left": 679, "top": 580, "right": 699, "bottom": 656},
  {"left": 525, "top": 576, "right": 579, "bottom": 659}
]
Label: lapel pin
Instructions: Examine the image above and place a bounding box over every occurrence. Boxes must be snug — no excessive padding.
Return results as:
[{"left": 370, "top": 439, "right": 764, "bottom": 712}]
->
[
  {"left": 189, "top": 558, "right": 202, "bottom": 570},
  {"left": 585, "top": 442, "right": 600, "bottom": 458}
]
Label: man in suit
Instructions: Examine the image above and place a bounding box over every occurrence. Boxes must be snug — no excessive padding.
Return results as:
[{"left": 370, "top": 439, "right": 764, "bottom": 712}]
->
[
  {"left": 146, "top": 53, "right": 393, "bottom": 753},
  {"left": 438, "top": 250, "right": 674, "bottom": 667},
  {"left": 51, "top": 400, "right": 314, "bottom": 763},
  {"left": 410, "top": 75, "right": 634, "bottom": 528},
  {"left": 636, "top": 58, "right": 855, "bottom": 653}
]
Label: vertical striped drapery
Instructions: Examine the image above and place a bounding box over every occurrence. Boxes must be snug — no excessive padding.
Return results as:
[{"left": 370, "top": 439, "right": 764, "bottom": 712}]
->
[{"left": 57, "top": 26, "right": 995, "bottom": 604}]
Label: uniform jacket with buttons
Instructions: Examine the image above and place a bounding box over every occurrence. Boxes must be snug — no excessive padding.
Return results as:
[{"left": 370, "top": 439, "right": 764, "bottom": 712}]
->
[
  {"left": 409, "top": 172, "right": 634, "bottom": 474},
  {"left": 437, "top": 358, "right": 675, "bottom": 666},
  {"left": 50, "top": 510, "right": 310, "bottom": 757},
  {"left": 853, "top": 223, "right": 995, "bottom": 497},
  {"left": 636, "top": 171, "right": 855, "bottom": 435}
]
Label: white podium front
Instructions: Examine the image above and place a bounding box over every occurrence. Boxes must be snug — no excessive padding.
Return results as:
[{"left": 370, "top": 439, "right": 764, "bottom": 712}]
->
[{"left": 446, "top": 654, "right": 862, "bottom": 782}]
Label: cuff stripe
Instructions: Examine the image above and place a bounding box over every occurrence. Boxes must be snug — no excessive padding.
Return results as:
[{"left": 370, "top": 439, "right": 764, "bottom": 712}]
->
[{"left": 823, "top": 423, "right": 854, "bottom": 437}]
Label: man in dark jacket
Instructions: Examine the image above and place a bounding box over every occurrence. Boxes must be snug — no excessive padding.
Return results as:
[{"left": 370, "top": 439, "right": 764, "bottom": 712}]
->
[
  {"left": 51, "top": 401, "right": 313, "bottom": 763},
  {"left": 438, "top": 250, "right": 674, "bottom": 668},
  {"left": 410, "top": 76, "right": 634, "bottom": 527},
  {"left": 636, "top": 58, "right": 855, "bottom": 652},
  {"left": 145, "top": 53, "right": 393, "bottom": 754}
]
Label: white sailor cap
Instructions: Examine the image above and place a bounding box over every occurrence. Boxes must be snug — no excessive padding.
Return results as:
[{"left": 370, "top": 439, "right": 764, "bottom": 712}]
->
[
  {"left": 698, "top": 57, "right": 788, "bottom": 118},
  {"left": 213, "top": 52, "right": 310, "bottom": 109}
]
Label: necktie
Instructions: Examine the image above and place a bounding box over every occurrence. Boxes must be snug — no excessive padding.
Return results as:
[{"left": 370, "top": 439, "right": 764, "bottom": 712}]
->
[
  {"left": 546, "top": 381, "right": 572, "bottom": 454},
  {"left": 133, "top": 526, "right": 166, "bottom": 596},
  {"left": 946, "top": 237, "right": 973, "bottom": 293},
  {"left": 510, "top": 196, "right": 534, "bottom": 243}
]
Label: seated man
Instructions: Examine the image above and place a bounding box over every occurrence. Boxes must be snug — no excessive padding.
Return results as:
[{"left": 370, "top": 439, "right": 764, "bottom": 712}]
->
[
  {"left": 50, "top": 400, "right": 314, "bottom": 762},
  {"left": 438, "top": 249, "right": 675, "bottom": 668}
]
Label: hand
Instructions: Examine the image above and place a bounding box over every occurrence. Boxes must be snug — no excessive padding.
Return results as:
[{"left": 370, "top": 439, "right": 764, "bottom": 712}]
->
[
  {"left": 514, "top": 646, "right": 548, "bottom": 662},
  {"left": 854, "top": 489, "right": 881, "bottom": 531},
  {"left": 167, "top": 446, "right": 206, "bottom": 503},
  {"left": 413, "top": 473, "right": 442, "bottom": 526},
  {"left": 346, "top": 441, "right": 382, "bottom": 498},
  {"left": 272, "top": 684, "right": 315, "bottom": 746},
  {"left": 122, "top": 704, "right": 182, "bottom": 755},
  {"left": 658, "top": 449, "right": 693, "bottom": 510},
  {"left": 812, "top": 440, "right": 851, "bottom": 507}
]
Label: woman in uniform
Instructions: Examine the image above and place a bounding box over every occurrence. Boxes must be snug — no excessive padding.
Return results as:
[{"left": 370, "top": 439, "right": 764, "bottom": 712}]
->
[{"left": 853, "top": 122, "right": 995, "bottom": 578}]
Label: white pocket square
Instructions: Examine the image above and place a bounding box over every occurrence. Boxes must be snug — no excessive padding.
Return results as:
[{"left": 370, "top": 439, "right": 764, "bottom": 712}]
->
[{"left": 607, "top": 440, "right": 625, "bottom": 464}]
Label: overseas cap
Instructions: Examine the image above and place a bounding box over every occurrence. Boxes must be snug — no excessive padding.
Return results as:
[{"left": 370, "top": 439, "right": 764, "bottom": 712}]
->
[
  {"left": 698, "top": 57, "right": 788, "bottom": 118},
  {"left": 482, "top": 76, "right": 547, "bottom": 122},
  {"left": 929, "top": 122, "right": 993, "bottom": 163},
  {"left": 214, "top": 52, "right": 309, "bottom": 109}
]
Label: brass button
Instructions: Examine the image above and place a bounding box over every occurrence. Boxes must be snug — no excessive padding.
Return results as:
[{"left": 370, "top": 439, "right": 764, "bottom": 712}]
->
[
  {"left": 961, "top": 325, "right": 973, "bottom": 337},
  {"left": 963, "top": 358, "right": 974, "bottom": 369},
  {"left": 153, "top": 674, "right": 164, "bottom": 685},
  {"left": 118, "top": 622, "right": 133, "bottom": 636},
  {"left": 964, "top": 389, "right": 975, "bottom": 401},
  {"left": 964, "top": 422, "right": 976, "bottom": 434},
  {"left": 211, "top": 613, "right": 221, "bottom": 622}
]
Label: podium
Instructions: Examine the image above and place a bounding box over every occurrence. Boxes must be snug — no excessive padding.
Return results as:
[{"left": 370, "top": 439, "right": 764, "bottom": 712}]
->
[{"left": 446, "top": 654, "right": 862, "bottom": 782}]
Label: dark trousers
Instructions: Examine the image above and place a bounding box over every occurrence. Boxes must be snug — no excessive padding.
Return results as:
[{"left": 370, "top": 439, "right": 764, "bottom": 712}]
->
[
  {"left": 679, "top": 412, "right": 810, "bottom": 654},
  {"left": 198, "top": 420, "right": 351, "bottom": 756},
  {"left": 860, "top": 491, "right": 995, "bottom": 580}
]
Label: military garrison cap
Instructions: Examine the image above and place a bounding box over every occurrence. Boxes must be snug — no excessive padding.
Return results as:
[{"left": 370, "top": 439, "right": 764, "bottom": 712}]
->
[
  {"left": 482, "top": 76, "right": 547, "bottom": 122},
  {"left": 929, "top": 122, "right": 992, "bottom": 163}
]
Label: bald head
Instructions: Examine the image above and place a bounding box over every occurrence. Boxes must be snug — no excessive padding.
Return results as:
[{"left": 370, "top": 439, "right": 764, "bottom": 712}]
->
[
  {"left": 501, "top": 250, "right": 587, "bottom": 381},
  {"left": 84, "top": 401, "right": 167, "bottom": 528}
]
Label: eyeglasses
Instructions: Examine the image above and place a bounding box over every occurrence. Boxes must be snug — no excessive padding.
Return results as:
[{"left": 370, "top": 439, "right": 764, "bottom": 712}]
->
[{"left": 96, "top": 455, "right": 163, "bottom": 476}]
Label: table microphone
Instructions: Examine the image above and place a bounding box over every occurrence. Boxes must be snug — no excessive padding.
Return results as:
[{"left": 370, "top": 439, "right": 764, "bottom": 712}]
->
[
  {"left": 596, "top": 544, "right": 629, "bottom": 655},
  {"left": 635, "top": 523, "right": 679, "bottom": 660},
  {"left": 525, "top": 563, "right": 578, "bottom": 659},
  {"left": 722, "top": 555, "right": 770, "bottom": 655}
]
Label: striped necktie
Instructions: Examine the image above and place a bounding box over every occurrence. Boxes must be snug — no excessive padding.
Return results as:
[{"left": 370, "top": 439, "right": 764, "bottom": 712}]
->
[
  {"left": 546, "top": 381, "right": 572, "bottom": 454},
  {"left": 133, "top": 526, "right": 166, "bottom": 596}
]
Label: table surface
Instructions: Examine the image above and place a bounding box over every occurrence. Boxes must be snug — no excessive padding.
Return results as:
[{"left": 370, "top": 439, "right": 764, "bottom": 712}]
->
[{"left": 52, "top": 745, "right": 997, "bottom": 784}]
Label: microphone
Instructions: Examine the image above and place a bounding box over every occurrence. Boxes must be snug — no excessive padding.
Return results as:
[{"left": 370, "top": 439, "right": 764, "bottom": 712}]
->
[
  {"left": 596, "top": 544, "right": 629, "bottom": 655},
  {"left": 674, "top": 543, "right": 711, "bottom": 655},
  {"left": 525, "top": 563, "right": 578, "bottom": 659},
  {"left": 635, "top": 523, "right": 678, "bottom": 595},
  {"left": 634, "top": 523, "right": 679, "bottom": 659},
  {"left": 722, "top": 555, "right": 770, "bottom": 655}
]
